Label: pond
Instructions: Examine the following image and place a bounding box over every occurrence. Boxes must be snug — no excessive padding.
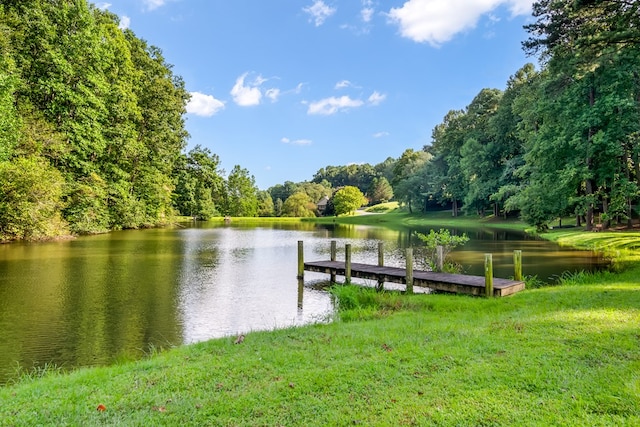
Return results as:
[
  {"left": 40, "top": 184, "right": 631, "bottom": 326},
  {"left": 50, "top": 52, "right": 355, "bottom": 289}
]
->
[{"left": 0, "top": 221, "right": 606, "bottom": 383}]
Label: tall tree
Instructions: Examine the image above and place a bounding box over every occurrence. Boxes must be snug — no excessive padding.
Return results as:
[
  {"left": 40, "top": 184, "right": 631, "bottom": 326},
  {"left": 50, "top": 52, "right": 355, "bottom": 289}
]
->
[
  {"left": 225, "top": 165, "right": 258, "bottom": 217},
  {"left": 332, "top": 186, "right": 368, "bottom": 216},
  {"left": 523, "top": 0, "right": 640, "bottom": 229}
]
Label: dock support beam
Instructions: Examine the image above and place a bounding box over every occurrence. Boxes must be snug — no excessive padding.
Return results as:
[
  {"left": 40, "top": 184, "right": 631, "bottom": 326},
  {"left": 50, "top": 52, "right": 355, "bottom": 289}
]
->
[
  {"left": 436, "top": 245, "right": 444, "bottom": 272},
  {"left": 377, "top": 242, "right": 384, "bottom": 292},
  {"left": 297, "top": 241, "right": 304, "bottom": 279},
  {"left": 345, "top": 244, "right": 352, "bottom": 284},
  {"left": 405, "top": 248, "right": 414, "bottom": 294},
  {"left": 513, "top": 250, "right": 523, "bottom": 282},
  {"left": 330, "top": 240, "right": 337, "bottom": 283},
  {"left": 485, "top": 253, "right": 494, "bottom": 297}
]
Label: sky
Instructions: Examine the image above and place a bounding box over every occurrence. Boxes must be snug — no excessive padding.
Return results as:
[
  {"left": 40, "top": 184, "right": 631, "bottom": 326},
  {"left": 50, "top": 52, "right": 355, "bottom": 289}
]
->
[{"left": 96, "top": 0, "right": 538, "bottom": 190}]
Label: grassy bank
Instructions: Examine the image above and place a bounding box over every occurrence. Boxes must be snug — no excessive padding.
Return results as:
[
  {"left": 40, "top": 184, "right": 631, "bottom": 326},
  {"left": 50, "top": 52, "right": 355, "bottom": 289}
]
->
[
  {"left": 1, "top": 217, "right": 638, "bottom": 426},
  {"left": 310, "top": 209, "right": 529, "bottom": 232}
]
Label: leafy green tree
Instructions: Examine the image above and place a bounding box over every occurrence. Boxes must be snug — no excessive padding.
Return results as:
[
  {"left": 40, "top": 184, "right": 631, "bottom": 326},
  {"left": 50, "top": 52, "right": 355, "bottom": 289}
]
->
[
  {"left": 0, "top": 156, "right": 67, "bottom": 241},
  {"left": 225, "top": 165, "right": 258, "bottom": 217},
  {"left": 522, "top": 0, "right": 640, "bottom": 229},
  {"left": 313, "top": 163, "right": 377, "bottom": 194},
  {"left": 391, "top": 149, "right": 431, "bottom": 213},
  {"left": 427, "top": 111, "right": 468, "bottom": 216},
  {"left": 281, "top": 192, "right": 316, "bottom": 217},
  {"left": 63, "top": 172, "right": 110, "bottom": 234},
  {"left": 172, "top": 146, "right": 223, "bottom": 219},
  {"left": 369, "top": 176, "right": 393, "bottom": 204},
  {"left": 257, "top": 191, "right": 274, "bottom": 217},
  {"left": 0, "top": 12, "right": 19, "bottom": 162},
  {"left": 274, "top": 198, "right": 283, "bottom": 217},
  {"left": 332, "top": 186, "right": 367, "bottom": 216}
]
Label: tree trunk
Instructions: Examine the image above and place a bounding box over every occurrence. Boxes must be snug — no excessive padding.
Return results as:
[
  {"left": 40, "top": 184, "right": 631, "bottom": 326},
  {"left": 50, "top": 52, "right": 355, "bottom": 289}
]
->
[
  {"left": 452, "top": 199, "right": 458, "bottom": 217},
  {"left": 585, "top": 85, "right": 596, "bottom": 231},
  {"left": 602, "top": 194, "right": 610, "bottom": 230},
  {"left": 585, "top": 178, "right": 595, "bottom": 231}
]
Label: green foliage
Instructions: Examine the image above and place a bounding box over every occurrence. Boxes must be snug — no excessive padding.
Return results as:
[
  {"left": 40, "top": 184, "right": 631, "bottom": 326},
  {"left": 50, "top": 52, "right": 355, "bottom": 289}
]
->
[
  {"left": 267, "top": 180, "right": 332, "bottom": 217},
  {"left": 0, "top": 0, "right": 199, "bottom": 237},
  {"left": 63, "top": 173, "right": 110, "bottom": 234},
  {"left": 256, "top": 190, "right": 274, "bottom": 217},
  {"left": 332, "top": 185, "right": 367, "bottom": 216},
  {"left": 368, "top": 176, "right": 393, "bottom": 204},
  {"left": 172, "top": 146, "right": 222, "bottom": 219},
  {"left": 312, "top": 163, "right": 377, "bottom": 194},
  {"left": 0, "top": 156, "right": 67, "bottom": 241},
  {"left": 225, "top": 165, "right": 258, "bottom": 217},
  {"left": 282, "top": 192, "right": 316, "bottom": 217},
  {"left": 414, "top": 228, "right": 469, "bottom": 272}
]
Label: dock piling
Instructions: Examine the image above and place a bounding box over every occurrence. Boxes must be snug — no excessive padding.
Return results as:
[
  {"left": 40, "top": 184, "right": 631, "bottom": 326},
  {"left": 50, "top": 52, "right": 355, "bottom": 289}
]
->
[
  {"left": 485, "top": 253, "right": 494, "bottom": 297},
  {"left": 405, "top": 248, "right": 414, "bottom": 294},
  {"left": 330, "top": 240, "right": 337, "bottom": 283},
  {"left": 297, "top": 241, "right": 304, "bottom": 279},
  {"left": 377, "top": 242, "right": 384, "bottom": 291},
  {"left": 436, "top": 245, "right": 444, "bottom": 272},
  {"left": 513, "top": 250, "right": 523, "bottom": 282},
  {"left": 345, "top": 244, "right": 352, "bottom": 284}
]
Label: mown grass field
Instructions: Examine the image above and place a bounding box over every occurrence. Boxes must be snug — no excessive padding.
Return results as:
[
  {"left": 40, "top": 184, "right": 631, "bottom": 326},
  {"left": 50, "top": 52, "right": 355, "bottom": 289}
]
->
[{"left": 1, "top": 215, "right": 638, "bottom": 426}]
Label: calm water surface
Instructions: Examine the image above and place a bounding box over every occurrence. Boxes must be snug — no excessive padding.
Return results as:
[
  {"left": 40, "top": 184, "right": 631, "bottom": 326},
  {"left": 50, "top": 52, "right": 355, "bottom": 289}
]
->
[{"left": 0, "top": 222, "right": 606, "bottom": 383}]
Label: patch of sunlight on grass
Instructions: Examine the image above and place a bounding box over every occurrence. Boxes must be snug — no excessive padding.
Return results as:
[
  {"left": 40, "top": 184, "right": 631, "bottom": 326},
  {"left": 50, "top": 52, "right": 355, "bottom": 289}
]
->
[{"left": 545, "top": 308, "right": 639, "bottom": 330}]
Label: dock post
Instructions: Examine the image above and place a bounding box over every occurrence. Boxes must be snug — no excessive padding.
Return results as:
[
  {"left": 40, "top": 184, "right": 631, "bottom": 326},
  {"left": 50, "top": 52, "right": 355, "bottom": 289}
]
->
[
  {"left": 377, "top": 242, "right": 384, "bottom": 292},
  {"left": 330, "top": 240, "right": 337, "bottom": 283},
  {"left": 436, "top": 245, "right": 444, "bottom": 272},
  {"left": 405, "top": 248, "right": 414, "bottom": 294},
  {"left": 297, "top": 277, "right": 304, "bottom": 309},
  {"left": 297, "top": 241, "right": 304, "bottom": 279},
  {"left": 513, "top": 250, "right": 523, "bottom": 282},
  {"left": 345, "top": 244, "right": 352, "bottom": 284},
  {"left": 484, "top": 253, "right": 494, "bottom": 297}
]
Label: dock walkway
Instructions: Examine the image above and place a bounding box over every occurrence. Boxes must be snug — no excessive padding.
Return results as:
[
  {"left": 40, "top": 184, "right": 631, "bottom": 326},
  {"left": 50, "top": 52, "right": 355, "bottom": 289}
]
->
[{"left": 304, "top": 260, "right": 525, "bottom": 297}]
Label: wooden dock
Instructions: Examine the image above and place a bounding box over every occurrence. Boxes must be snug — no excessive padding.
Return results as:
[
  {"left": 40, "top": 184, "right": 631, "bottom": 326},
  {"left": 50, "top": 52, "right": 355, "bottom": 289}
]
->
[
  {"left": 304, "top": 260, "right": 525, "bottom": 297},
  {"left": 298, "top": 241, "right": 525, "bottom": 297}
]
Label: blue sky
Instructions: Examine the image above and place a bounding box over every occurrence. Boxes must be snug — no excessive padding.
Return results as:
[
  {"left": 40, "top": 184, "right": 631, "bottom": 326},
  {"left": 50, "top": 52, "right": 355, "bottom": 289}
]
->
[{"left": 97, "top": 0, "right": 536, "bottom": 190}]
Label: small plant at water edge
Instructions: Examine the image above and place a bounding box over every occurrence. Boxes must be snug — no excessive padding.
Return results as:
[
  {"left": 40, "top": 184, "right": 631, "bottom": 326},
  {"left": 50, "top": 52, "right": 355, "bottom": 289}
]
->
[{"left": 414, "top": 228, "right": 469, "bottom": 272}]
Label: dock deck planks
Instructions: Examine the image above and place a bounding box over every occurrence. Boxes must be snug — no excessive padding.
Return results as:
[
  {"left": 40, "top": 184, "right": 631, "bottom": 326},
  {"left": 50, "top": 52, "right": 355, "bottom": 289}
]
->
[{"left": 304, "top": 260, "right": 525, "bottom": 297}]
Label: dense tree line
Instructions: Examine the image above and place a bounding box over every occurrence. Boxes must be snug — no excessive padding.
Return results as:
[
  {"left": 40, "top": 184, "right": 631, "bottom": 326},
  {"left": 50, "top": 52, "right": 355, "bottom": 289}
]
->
[
  {"left": 2, "top": 0, "right": 637, "bottom": 238},
  {"left": 418, "top": 0, "right": 640, "bottom": 230},
  {"left": 0, "top": 0, "right": 259, "bottom": 241},
  {"left": 0, "top": 0, "right": 189, "bottom": 240}
]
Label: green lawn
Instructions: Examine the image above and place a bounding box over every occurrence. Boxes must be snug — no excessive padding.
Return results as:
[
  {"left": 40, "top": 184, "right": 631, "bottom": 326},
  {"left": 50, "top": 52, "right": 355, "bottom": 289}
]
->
[{"left": 1, "top": 219, "right": 638, "bottom": 426}]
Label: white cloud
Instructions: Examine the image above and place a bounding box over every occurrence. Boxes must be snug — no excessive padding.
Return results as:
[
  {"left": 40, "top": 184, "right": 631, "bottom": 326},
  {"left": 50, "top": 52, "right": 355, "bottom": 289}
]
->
[
  {"left": 508, "top": 0, "right": 534, "bottom": 15},
  {"left": 303, "top": 1, "right": 337, "bottom": 27},
  {"left": 231, "top": 73, "right": 263, "bottom": 107},
  {"left": 186, "top": 92, "right": 225, "bottom": 117},
  {"left": 361, "top": 7, "right": 375, "bottom": 22},
  {"left": 281, "top": 137, "right": 312, "bottom": 145},
  {"left": 335, "top": 80, "right": 352, "bottom": 89},
  {"left": 373, "top": 131, "right": 390, "bottom": 138},
  {"left": 118, "top": 16, "right": 131, "bottom": 30},
  {"left": 308, "top": 96, "right": 364, "bottom": 115},
  {"left": 95, "top": 2, "right": 111, "bottom": 10},
  {"left": 143, "top": 0, "right": 166, "bottom": 11},
  {"left": 265, "top": 88, "right": 281, "bottom": 102},
  {"left": 387, "top": 0, "right": 533, "bottom": 46},
  {"left": 368, "top": 91, "right": 386, "bottom": 106},
  {"left": 361, "top": 0, "right": 375, "bottom": 23}
]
